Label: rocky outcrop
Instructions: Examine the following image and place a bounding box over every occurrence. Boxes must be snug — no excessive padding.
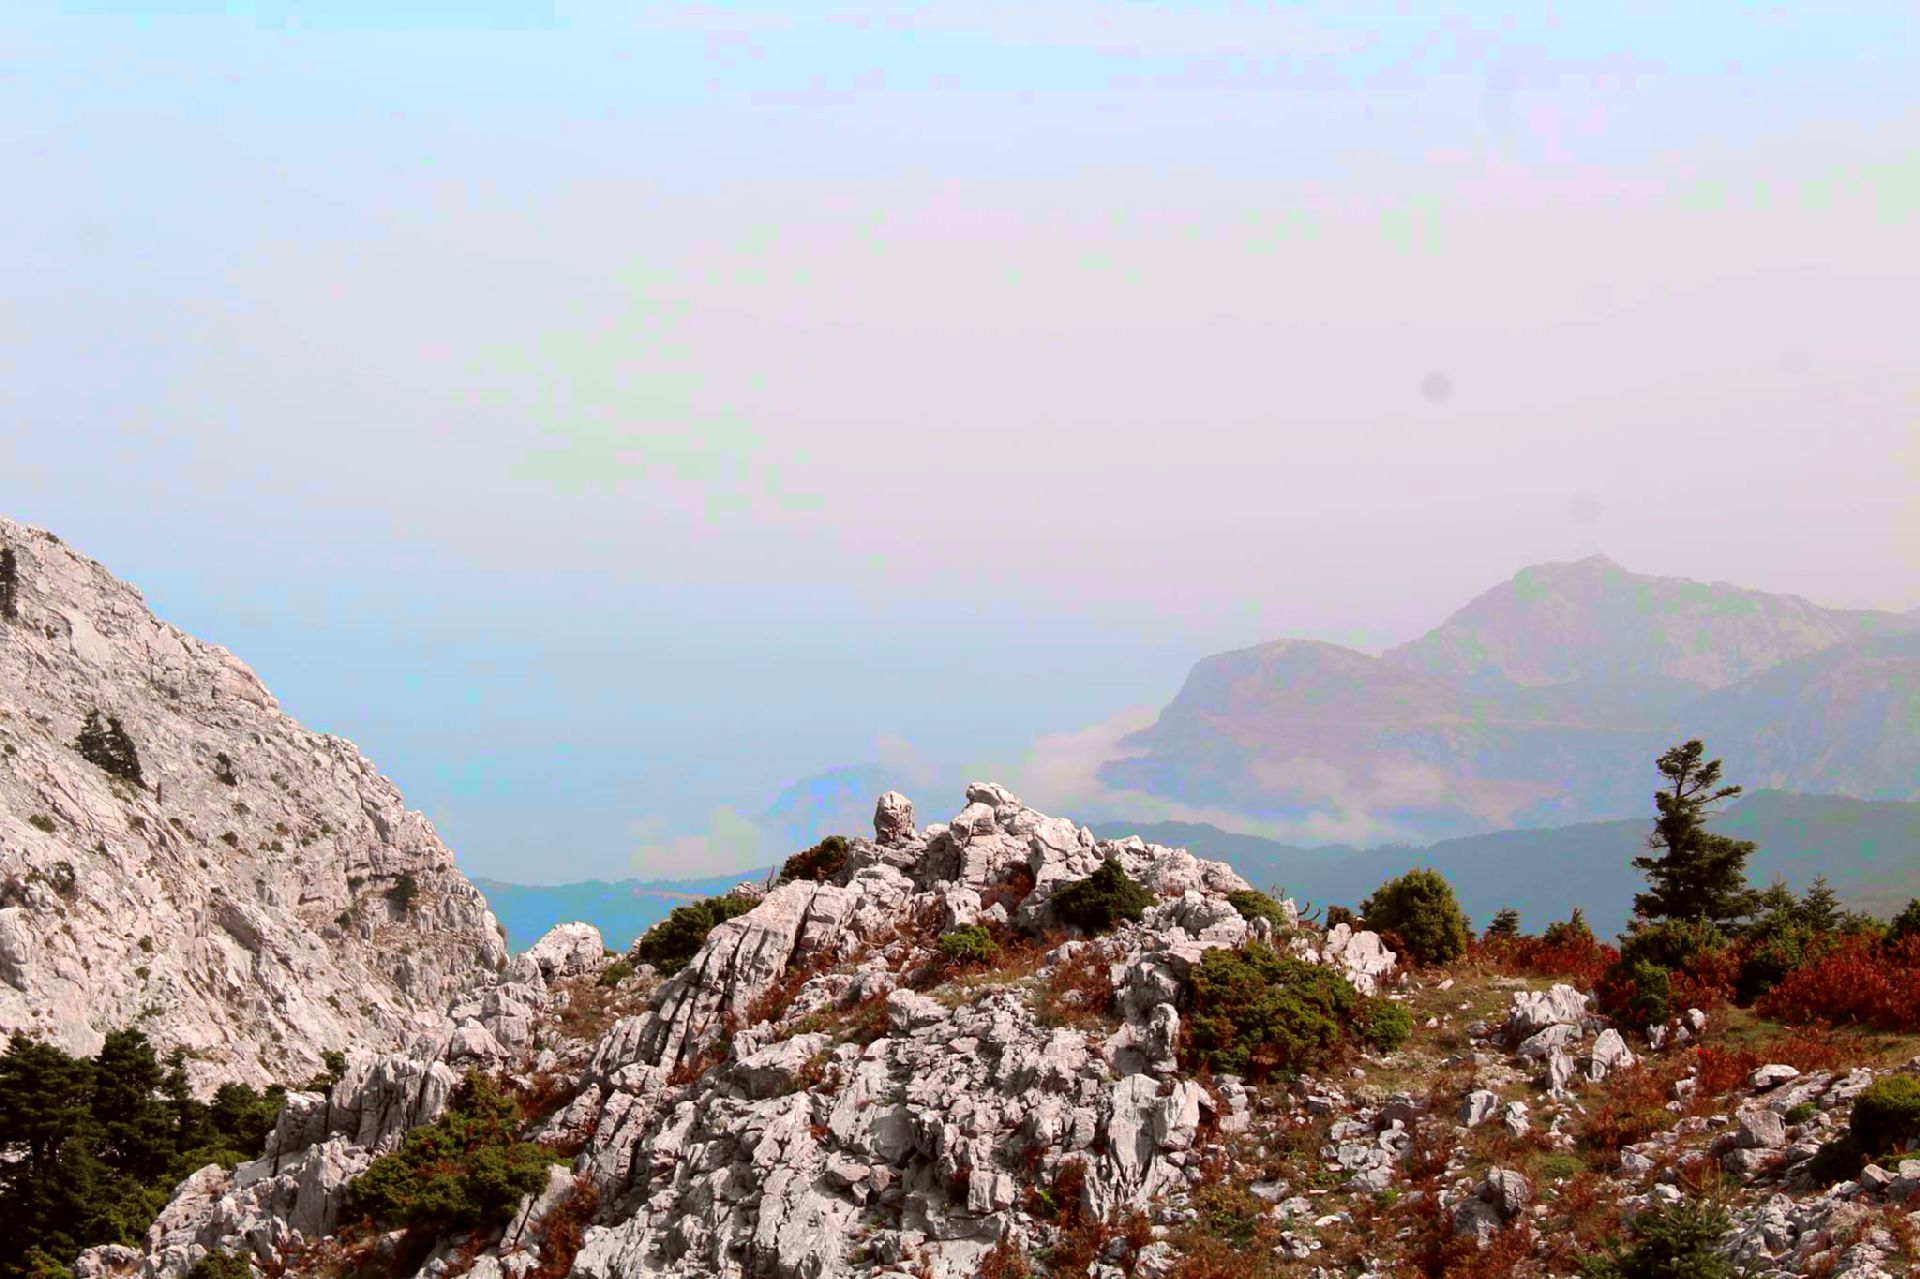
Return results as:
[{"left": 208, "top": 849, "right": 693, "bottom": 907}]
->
[
  {"left": 109, "top": 787, "right": 1409, "bottom": 1279},
  {"left": 0, "top": 518, "right": 505, "bottom": 1089}
]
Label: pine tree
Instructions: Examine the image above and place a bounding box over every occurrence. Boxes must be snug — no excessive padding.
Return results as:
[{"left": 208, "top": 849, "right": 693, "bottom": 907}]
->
[
  {"left": 1631, "top": 740, "right": 1757, "bottom": 926},
  {"left": 73, "top": 711, "right": 144, "bottom": 787},
  {"left": 1485, "top": 906, "right": 1522, "bottom": 940},
  {"left": 0, "top": 545, "right": 17, "bottom": 621}
]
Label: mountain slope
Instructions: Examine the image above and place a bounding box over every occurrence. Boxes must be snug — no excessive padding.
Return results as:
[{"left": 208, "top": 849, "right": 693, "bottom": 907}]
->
[
  {"left": 1101, "top": 558, "right": 1919, "bottom": 839},
  {"left": 0, "top": 518, "right": 505, "bottom": 1089}
]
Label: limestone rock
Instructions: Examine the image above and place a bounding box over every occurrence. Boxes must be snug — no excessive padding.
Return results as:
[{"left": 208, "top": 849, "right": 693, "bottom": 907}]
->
[{"left": 0, "top": 517, "right": 506, "bottom": 1090}]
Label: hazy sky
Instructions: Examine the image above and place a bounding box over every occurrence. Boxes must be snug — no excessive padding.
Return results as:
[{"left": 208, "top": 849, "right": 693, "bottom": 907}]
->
[{"left": 4, "top": 3, "right": 1917, "bottom": 880}]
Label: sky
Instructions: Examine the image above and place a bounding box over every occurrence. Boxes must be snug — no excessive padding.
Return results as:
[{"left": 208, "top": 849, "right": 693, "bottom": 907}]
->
[{"left": 3, "top": 2, "right": 1918, "bottom": 881}]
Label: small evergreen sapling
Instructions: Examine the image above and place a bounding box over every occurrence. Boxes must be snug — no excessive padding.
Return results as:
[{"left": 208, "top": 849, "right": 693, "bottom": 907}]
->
[{"left": 72, "top": 710, "right": 143, "bottom": 787}]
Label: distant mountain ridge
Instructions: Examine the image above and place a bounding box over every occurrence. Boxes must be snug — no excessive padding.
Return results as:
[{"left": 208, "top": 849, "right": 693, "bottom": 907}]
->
[
  {"left": 1101, "top": 557, "right": 1920, "bottom": 840},
  {"left": 1091, "top": 789, "right": 1920, "bottom": 940}
]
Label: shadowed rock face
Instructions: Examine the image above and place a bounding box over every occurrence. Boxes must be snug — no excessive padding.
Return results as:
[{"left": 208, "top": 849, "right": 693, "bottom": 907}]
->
[{"left": 0, "top": 517, "right": 506, "bottom": 1090}]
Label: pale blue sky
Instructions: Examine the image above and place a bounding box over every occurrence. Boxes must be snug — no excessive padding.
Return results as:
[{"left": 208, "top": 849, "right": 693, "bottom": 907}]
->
[{"left": 4, "top": 3, "right": 1917, "bottom": 879}]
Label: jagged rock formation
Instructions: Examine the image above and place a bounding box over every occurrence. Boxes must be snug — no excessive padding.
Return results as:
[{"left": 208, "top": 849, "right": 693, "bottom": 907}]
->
[
  {"left": 99, "top": 785, "right": 1401, "bottom": 1278},
  {"left": 89, "top": 784, "right": 1920, "bottom": 1278},
  {"left": 0, "top": 518, "right": 505, "bottom": 1089}
]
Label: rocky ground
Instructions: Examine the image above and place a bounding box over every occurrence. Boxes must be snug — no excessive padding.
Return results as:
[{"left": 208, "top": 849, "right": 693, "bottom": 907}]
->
[
  {"left": 78, "top": 784, "right": 1920, "bottom": 1278},
  {"left": 0, "top": 518, "right": 505, "bottom": 1089}
]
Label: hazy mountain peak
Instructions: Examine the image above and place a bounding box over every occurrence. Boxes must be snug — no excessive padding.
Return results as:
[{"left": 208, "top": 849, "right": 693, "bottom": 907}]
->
[{"left": 1386, "top": 557, "right": 1914, "bottom": 691}]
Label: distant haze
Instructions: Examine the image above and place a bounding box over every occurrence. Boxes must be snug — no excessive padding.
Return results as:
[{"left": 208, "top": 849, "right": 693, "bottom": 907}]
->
[{"left": 4, "top": 3, "right": 1917, "bottom": 880}]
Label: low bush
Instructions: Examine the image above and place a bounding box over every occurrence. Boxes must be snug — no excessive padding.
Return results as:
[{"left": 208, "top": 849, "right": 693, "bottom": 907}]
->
[
  {"left": 186, "top": 1251, "right": 252, "bottom": 1279},
  {"left": 1579, "top": 1197, "right": 1732, "bottom": 1279},
  {"left": 1224, "top": 889, "right": 1291, "bottom": 930},
  {"left": 1360, "top": 999, "right": 1412, "bottom": 1053},
  {"left": 1183, "top": 941, "right": 1358, "bottom": 1081},
  {"left": 344, "top": 1072, "right": 552, "bottom": 1235},
  {"left": 1851, "top": 1075, "right": 1920, "bottom": 1156},
  {"left": 935, "top": 925, "right": 997, "bottom": 966},
  {"left": 632, "top": 894, "right": 757, "bottom": 976},
  {"left": 386, "top": 872, "right": 420, "bottom": 912},
  {"left": 1757, "top": 934, "right": 1920, "bottom": 1031},
  {"left": 1050, "top": 859, "right": 1154, "bottom": 936},
  {"left": 778, "top": 835, "right": 848, "bottom": 885},
  {"left": 1359, "top": 869, "right": 1470, "bottom": 967}
]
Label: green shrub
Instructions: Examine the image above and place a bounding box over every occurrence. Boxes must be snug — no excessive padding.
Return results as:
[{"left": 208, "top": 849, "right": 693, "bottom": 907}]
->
[
  {"left": 632, "top": 894, "right": 757, "bottom": 976},
  {"left": 186, "top": 1250, "right": 253, "bottom": 1279},
  {"left": 1542, "top": 908, "right": 1595, "bottom": 948},
  {"left": 1184, "top": 941, "right": 1358, "bottom": 1080},
  {"left": 1888, "top": 898, "right": 1920, "bottom": 943},
  {"left": 72, "top": 710, "right": 143, "bottom": 787},
  {"left": 1850, "top": 1075, "right": 1920, "bottom": 1156},
  {"left": 1360, "top": 999, "right": 1413, "bottom": 1053},
  {"left": 1580, "top": 1197, "right": 1732, "bottom": 1279},
  {"left": 778, "top": 835, "right": 849, "bottom": 885},
  {"left": 1617, "top": 918, "right": 1728, "bottom": 973},
  {"left": 1050, "top": 859, "right": 1154, "bottom": 936},
  {"left": 596, "top": 958, "right": 634, "bottom": 988},
  {"left": 305, "top": 1050, "right": 347, "bottom": 1093},
  {"left": 1804, "top": 1133, "right": 1867, "bottom": 1184},
  {"left": 344, "top": 1073, "right": 552, "bottom": 1235},
  {"left": 1784, "top": 1102, "right": 1817, "bottom": 1125},
  {"left": 1225, "top": 889, "right": 1291, "bottom": 930},
  {"left": 1359, "top": 868, "right": 1470, "bottom": 966},
  {"left": 1611, "top": 957, "right": 1672, "bottom": 1030},
  {"left": 1323, "top": 904, "right": 1356, "bottom": 931},
  {"left": 385, "top": 872, "right": 420, "bottom": 912},
  {"left": 935, "top": 925, "right": 997, "bottom": 966}
]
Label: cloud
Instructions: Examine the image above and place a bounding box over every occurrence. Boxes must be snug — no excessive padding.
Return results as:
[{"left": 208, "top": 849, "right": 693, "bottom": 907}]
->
[
  {"left": 1006, "top": 708, "right": 1433, "bottom": 849},
  {"left": 628, "top": 806, "right": 767, "bottom": 879}
]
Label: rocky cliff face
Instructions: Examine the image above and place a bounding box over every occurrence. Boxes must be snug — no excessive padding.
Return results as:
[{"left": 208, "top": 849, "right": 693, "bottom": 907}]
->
[{"left": 0, "top": 518, "right": 506, "bottom": 1090}]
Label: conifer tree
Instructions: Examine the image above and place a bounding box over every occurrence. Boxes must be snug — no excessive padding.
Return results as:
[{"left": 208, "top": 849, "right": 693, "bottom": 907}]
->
[
  {"left": 0, "top": 545, "right": 17, "bottom": 621},
  {"left": 1631, "top": 740, "right": 1756, "bottom": 926},
  {"left": 73, "top": 711, "right": 144, "bottom": 787}
]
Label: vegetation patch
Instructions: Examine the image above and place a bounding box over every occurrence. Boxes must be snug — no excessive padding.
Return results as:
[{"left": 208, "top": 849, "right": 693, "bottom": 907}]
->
[
  {"left": 343, "top": 1072, "right": 553, "bottom": 1236},
  {"left": 72, "top": 710, "right": 144, "bottom": 787},
  {"left": 1360, "top": 868, "right": 1470, "bottom": 966},
  {"left": 778, "top": 835, "right": 848, "bottom": 885},
  {"left": 1183, "top": 941, "right": 1359, "bottom": 1080},
  {"left": 935, "top": 924, "right": 997, "bottom": 966},
  {"left": 1050, "top": 859, "right": 1154, "bottom": 935},
  {"left": 632, "top": 894, "right": 757, "bottom": 976},
  {"left": 1578, "top": 1197, "right": 1732, "bottom": 1279},
  {"left": 0, "top": 1031, "right": 287, "bottom": 1276},
  {"left": 1224, "top": 888, "right": 1291, "bottom": 930}
]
